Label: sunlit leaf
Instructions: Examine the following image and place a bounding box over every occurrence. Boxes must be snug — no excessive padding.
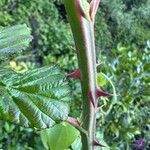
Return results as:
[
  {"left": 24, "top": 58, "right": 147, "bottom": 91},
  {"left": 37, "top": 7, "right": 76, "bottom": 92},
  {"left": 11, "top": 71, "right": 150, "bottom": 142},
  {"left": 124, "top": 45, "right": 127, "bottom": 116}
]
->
[{"left": 0, "top": 65, "right": 71, "bottom": 128}]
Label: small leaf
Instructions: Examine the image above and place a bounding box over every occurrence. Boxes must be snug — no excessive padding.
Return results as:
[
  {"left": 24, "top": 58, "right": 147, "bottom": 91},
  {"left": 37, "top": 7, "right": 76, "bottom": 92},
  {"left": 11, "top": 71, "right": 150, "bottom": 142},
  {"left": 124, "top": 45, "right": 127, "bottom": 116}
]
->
[
  {"left": 0, "top": 66, "right": 71, "bottom": 128},
  {"left": 40, "top": 122, "right": 79, "bottom": 150}
]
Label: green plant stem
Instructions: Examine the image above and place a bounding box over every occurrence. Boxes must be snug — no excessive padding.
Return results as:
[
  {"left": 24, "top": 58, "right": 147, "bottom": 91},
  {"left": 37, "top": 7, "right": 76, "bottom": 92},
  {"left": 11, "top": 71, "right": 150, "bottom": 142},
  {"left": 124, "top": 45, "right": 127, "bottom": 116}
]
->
[
  {"left": 63, "top": 1, "right": 98, "bottom": 149},
  {"left": 80, "top": 101, "right": 96, "bottom": 150},
  {"left": 79, "top": 22, "right": 97, "bottom": 150}
]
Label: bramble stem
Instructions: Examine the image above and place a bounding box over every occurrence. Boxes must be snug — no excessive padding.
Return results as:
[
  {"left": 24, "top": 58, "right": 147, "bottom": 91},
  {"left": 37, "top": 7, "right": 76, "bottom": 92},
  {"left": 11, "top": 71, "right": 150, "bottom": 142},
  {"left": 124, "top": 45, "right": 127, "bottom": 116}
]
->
[{"left": 63, "top": 0, "right": 100, "bottom": 149}]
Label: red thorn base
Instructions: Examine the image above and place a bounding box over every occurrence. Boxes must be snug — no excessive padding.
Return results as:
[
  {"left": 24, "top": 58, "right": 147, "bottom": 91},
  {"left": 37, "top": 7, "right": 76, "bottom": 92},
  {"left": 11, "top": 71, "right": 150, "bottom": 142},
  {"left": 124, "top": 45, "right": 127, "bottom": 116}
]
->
[
  {"left": 96, "top": 87, "right": 112, "bottom": 97},
  {"left": 67, "top": 69, "right": 81, "bottom": 80},
  {"left": 67, "top": 116, "right": 79, "bottom": 127},
  {"left": 94, "top": 139, "right": 105, "bottom": 147}
]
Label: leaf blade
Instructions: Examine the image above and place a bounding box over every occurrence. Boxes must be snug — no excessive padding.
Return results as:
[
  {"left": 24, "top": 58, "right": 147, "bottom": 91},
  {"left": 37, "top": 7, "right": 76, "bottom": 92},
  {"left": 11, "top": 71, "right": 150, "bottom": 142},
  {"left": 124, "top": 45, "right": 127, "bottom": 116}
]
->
[
  {"left": 0, "top": 66, "right": 71, "bottom": 128},
  {"left": 41, "top": 122, "right": 79, "bottom": 150},
  {"left": 0, "top": 24, "right": 32, "bottom": 59}
]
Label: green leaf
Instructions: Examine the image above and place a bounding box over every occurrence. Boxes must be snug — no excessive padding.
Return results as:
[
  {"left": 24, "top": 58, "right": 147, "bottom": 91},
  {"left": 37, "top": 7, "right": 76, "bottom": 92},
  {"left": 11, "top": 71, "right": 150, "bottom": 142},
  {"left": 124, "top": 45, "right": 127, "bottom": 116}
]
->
[
  {"left": 0, "top": 24, "right": 32, "bottom": 59},
  {"left": 40, "top": 122, "right": 79, "bottom": 150},
  {"left": 0, "top": 65, "right": 71, "bottom": 128},
  {"left": 71, "top": 137, "right": 82, "bottom": 150}
]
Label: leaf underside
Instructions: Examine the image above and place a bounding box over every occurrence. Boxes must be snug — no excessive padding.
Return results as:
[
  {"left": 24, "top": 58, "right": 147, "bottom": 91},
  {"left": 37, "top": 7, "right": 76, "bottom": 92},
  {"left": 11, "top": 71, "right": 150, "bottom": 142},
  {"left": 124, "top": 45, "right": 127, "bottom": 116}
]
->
[{"left": 0, "top": 66, "right": 71, "bottom": 128}]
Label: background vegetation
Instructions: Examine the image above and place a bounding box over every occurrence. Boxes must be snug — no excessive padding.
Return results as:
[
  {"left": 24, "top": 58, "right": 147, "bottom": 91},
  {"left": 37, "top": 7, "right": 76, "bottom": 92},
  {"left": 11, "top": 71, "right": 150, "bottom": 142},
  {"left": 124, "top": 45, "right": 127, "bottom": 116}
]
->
[{"left": 0, "top": 0, "right": 150, "bottom": 149}]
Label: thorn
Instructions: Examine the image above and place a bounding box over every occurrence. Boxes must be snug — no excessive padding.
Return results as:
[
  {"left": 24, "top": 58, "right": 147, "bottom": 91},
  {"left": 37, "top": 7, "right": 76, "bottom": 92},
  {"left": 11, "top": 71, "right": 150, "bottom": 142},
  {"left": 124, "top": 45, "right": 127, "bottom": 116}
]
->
[
  {"left": 90, "top": 0, "right": 101, "bottom": 22},
  {"left": 96, "top": 87, "right": 112, "bottom": 97},
  {"left": 67, "top": 117, "right": 79, "bottom": 127},
  {"left": 88, "top": 90, "right": 96, "bottom": 108},
  {"left": 67, "top": 69, "right": 81, "bottom": 80},
  {"left": 94, "top": 139, "right": 105, "bottom": 147}
]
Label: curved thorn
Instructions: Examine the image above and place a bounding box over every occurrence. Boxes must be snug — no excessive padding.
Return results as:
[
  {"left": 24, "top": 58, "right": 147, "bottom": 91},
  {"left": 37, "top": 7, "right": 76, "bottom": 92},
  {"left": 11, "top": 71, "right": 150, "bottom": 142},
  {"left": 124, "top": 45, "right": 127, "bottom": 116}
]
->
[
  {"left": 94, "top": 139, "right": 105, "bottom": 147},
  {"left": 67, "top": 69, "right": 81, "bottom": 80},
  {"left": 96, "top": 87, "right": 113, "bottom": 97}
]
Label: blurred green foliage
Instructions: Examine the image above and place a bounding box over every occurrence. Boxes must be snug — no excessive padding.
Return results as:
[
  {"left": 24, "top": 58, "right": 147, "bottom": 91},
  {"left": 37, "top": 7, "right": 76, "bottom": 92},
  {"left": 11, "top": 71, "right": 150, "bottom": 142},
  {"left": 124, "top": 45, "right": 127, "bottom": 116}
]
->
[
  {"left": 97, "top": 42, "right": 150, "bottom": 149},
  {"left": 0, "top": 0, "right": 150, "bottom": 149},
  {"left": 0, "top": 121, "right": 44, "bottom": 150},
  {"left": 0, "top": 0, "right": 73, "bottom": 65}
]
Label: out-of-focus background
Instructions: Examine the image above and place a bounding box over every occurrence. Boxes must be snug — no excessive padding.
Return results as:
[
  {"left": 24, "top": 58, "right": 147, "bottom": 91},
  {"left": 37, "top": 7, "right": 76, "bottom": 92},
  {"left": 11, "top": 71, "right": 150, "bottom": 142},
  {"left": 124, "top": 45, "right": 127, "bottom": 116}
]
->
[{"left": 0, "top": 0, "right": 150, "bottom": 149}]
